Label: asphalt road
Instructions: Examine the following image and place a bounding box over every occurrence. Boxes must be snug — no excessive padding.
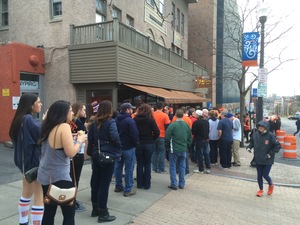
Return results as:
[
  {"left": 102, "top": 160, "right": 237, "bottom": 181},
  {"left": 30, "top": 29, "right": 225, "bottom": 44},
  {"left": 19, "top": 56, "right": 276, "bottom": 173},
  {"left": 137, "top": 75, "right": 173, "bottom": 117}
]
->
[{"left": 0, "top": 117, "right": 298, "bottom": 185}]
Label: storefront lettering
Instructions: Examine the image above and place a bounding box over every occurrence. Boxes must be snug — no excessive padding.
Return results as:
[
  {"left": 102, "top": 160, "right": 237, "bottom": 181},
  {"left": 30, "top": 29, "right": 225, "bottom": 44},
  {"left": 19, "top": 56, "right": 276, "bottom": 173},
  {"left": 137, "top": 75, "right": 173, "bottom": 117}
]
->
[{"left": 20, "top": 80, "right": 39, "bottom": 89}]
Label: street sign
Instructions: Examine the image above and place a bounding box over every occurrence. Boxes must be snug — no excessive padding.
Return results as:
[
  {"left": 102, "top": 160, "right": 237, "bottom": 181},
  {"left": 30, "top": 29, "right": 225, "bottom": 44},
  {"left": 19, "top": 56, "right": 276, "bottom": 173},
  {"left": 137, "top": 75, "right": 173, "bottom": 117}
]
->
[
  {"left": 258, "top": 68, "right": 268, "bottom": 83},
  {"left": 258, "top": 82, "right": 267, "bottom": 97},
  {"left": 252, "top": 88, "right": 258, "bottom": 98}
]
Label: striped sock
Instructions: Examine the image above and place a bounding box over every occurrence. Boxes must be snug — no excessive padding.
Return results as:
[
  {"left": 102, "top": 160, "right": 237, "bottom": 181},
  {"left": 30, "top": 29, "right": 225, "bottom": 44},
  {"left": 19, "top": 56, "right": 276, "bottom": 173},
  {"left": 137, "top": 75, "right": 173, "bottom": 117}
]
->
[
  {"left": 18, "top": 196, "right": 31, "bottom": 224},
  {"left": 31, "top": 205, "right": 44, "bottom": 225}
]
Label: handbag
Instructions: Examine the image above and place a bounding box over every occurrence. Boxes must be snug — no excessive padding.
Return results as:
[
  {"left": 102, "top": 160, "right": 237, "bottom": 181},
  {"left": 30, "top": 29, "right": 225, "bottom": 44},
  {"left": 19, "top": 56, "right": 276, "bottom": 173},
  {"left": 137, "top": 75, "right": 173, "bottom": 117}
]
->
[
  {"left": 97, "top": 140, "right": 115, "bottom": 165},
  {"left": 43, "top": 126, "right": 77, "bottom": 206},
  {"left": 24, "top": 167, "right": 38, "bottom": 183}
]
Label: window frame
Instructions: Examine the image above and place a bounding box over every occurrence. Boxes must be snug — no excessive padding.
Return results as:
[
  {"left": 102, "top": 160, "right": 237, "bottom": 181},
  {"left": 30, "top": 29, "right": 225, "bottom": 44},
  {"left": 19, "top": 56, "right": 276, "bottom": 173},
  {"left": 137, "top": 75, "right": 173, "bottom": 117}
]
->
[
  {"left": 171, "top": 2, "right": 175, "bottom": 29},
  {"left": 112, "top": 6, "right": 122, "bottom": 21},
  {"left": 126, "top": 14, "right": 134, "bottom": 27},
  {"left": 181, "top": 13, "right": 184, "bottom": 35},
  {"left": 176, "top": 8, "right": 180, "bottom": 33},
  {"left": 51, "top": 0, "right": 62, "bottom": 19},
  {"left": 1, "top": 0, "right": 8, "bottom": 27}
]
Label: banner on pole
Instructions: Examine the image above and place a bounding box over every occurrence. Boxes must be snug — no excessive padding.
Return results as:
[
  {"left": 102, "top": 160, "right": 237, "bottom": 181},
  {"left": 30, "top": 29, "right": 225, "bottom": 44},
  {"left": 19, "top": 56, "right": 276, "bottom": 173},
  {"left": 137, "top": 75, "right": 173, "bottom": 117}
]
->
[{"left": 242, "top": 32, "right": 259, "bottom": 67}]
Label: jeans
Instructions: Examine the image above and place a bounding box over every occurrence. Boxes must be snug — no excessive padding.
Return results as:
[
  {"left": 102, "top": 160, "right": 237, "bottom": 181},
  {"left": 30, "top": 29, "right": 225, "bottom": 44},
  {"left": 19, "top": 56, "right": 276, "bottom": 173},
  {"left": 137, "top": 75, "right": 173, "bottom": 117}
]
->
[
  {"left": 256, "top": 164, "right": 273, "bottom": 190},
  {"left": 41, "top": 181, "right": 75, "bottom": 225},
  {"left": 115, "top": 148, "right": 136, "bottom": 193},
  {"left": 219, "top": 139, "right": 233, "bottom": 168},
  {"left": 136, "top": 143, "right": 154, "bottom": 189},
  {"left": 169, "top": 151, "right": 186, "bottom": 188},
  {"left": 90, "top": 161, "right": 115, "bottom": 209},
  {"left": 209, "top": 140, "right": 219, "bottom": 164},
  {"left": 195, "top": 140, "right": 211, "bottom": 171},
  {"left": 152, "top": 138, "right": 165, "bottom": 172}
]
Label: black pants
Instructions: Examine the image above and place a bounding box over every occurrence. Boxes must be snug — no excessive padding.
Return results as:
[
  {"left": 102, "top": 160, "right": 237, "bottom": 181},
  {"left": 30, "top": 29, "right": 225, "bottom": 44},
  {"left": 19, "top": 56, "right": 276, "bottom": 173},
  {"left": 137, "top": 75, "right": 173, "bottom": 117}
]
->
[
  {"left": 209, "top": 140, "right": 218, "bottom": 164},
  {"left": 294, "top": 128, "right": 300, "bottom": 136},
  {"left": 136, "top": 143, "right": 154, "bottom": 189},
  {"left": 42, "top": 180, "right": 75, "bottom": 225},
  {"left": 70, "top": 153, "right": 84, "bottom": 187},
  {"left": 90, "top": 159, "right": 115, "bottom": 209},
  {"left": 219, "top": 139, "right": 233, "bottom": 168}
]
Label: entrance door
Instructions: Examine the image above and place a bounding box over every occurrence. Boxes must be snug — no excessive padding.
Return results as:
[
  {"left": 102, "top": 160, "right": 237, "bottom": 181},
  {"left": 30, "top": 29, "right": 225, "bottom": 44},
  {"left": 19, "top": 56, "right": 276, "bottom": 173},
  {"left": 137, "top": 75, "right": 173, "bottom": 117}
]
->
[
  {"left": 20, "top": 73, "right": 45, "bottom": 122},
  {"left": 86, "top": 89, "right": 112, "bottom": 118}
]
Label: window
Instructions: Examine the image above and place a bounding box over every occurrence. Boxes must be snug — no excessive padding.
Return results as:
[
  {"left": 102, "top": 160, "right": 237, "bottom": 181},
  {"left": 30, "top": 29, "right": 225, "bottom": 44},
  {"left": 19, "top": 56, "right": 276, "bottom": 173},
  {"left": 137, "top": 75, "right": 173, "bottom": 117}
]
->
[
  {"left": 159, "top": 0, "right": 165, "bottom": 16},
  {"left": 171, "top": 3, "right": 175, "bottom": 29},
  {"left": 126, "top": 14, "right": 134, "bottom": 27},
  {"left": 112, "top": 6, "right": 121, "bottom": 21},
  {"left": 1, "top": 0, "right": 8, "bottom": 26},
  {"left": 181, "top": 13, "right": 184, "bottom": 35},
  {"left": 176, "top": 8, "right": 180, "bottom": 33},
  {"left": 146, "top": 0, "right": 154, "bottom": 7},
  {"left": 51, "top": 0, "right": 62, "bottom": 18},
  {"left": 96, "top": 0, "right": 106, "bottom": 22}
]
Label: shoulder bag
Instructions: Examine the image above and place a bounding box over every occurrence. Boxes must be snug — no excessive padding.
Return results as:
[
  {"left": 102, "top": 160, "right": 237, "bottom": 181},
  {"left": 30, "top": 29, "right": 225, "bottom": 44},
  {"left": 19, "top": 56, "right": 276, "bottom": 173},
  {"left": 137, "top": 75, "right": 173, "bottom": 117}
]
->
[
  {"left": 97, "top": 121, "right": 115, "bottom": 166},
  {"left": 43, "top": 126, "right": 77, "bottom": 206}
]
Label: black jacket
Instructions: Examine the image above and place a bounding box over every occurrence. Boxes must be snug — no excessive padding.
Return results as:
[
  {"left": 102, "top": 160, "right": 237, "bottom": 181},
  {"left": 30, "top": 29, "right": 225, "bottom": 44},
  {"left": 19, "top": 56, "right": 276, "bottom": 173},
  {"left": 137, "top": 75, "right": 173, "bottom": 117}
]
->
[
  {"left": 192, "top": 118, "right": 209, "bottom": 141},
  {"left": 247, "top": 121, "right": 281, "bottom": 165},
  {"left": 134, "top": 114, "right": 160, "bottom": 144}
]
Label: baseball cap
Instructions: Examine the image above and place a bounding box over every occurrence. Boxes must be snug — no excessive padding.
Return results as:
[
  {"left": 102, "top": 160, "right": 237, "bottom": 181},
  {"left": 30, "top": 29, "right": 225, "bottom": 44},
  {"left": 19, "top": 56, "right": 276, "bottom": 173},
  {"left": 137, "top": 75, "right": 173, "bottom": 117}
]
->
[
  {"left": 195, "top": 110, "right": 203, "bottom": 116},
  {"left": 227, "top": 113, "right": 233, "bottom": 118},
  {"left": 120, "top": 103, "right": 136, "bottom": 111}
]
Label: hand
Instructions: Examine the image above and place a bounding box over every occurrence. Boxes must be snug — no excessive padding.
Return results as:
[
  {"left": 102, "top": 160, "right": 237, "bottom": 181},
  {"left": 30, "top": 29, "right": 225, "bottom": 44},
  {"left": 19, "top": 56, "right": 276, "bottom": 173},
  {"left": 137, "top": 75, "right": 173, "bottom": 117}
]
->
[
  {"left": 267, "top": 154, "right": 271, "bottom": 159},
  {"left": 77, "top": 133, "right": 87, "bottom": 143}
]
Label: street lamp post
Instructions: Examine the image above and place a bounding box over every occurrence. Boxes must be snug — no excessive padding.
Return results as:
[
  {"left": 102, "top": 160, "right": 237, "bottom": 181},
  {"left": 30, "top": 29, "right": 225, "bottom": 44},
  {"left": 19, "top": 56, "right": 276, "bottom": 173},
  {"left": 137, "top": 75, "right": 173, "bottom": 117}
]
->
[{"left": 256, "top": 3, "right": 268, "bottom": 123}]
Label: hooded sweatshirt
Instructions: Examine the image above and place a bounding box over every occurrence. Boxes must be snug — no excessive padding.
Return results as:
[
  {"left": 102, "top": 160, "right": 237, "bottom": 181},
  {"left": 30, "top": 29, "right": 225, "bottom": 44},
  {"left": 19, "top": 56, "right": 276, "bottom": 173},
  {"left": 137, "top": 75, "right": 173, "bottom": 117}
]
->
[
  {"left": 134, "top": 114, "right": 160, "bottom": 144},
  {"left": 208, "top": 117, "right": 219, "bottom": 140},
  {"left": 247, "top": 121, "right": 281, "bottom": 165}
]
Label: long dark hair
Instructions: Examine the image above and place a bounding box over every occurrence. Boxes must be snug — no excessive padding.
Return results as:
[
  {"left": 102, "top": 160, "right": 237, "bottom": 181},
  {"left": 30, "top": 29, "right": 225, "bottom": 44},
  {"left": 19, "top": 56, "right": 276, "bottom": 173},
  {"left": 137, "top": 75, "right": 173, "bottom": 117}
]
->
[
  {"left": 96, "top": 100, "right": 113, "bottom": 128},
  {"left": 9, "top": 93, "right": 39, "bottom": 141},
  {"left": 39, "top": 100, "right": 70, "bottom": 144},
  {"left": 136, "top": 103, "right": 153, "bottom": 119},
  {"left": 72, "top": 102, "right": 84, "bottom": 119}
]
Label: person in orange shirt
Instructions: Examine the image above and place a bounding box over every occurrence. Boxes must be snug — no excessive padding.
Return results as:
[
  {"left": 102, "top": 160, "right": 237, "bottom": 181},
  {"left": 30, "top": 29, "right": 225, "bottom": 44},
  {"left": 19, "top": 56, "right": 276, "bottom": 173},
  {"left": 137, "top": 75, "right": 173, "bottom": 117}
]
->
[{"left": 152, "top": 102, "right": 170, "bottom": 173}]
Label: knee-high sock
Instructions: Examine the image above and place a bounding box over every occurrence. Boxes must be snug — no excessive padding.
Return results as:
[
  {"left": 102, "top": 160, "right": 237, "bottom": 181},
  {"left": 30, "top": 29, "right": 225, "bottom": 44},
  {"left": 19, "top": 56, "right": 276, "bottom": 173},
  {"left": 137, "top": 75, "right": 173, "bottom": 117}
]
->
[
  {"left": 31, "top": 205, "right": 44, "bottom": 225},
  {"left": 18, "top": 196, "right": 31, "bottom": 224}
]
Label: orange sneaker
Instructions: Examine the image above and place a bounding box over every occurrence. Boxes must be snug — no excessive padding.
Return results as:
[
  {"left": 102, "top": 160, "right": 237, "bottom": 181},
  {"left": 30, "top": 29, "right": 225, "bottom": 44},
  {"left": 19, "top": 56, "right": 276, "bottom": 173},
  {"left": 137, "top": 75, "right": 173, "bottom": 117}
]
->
[
  {"left": 268, "top": 185, "right": 274, "bottom": 195},
  {"left": 256, "top": 190, "right": 263, "bottom": 197}
]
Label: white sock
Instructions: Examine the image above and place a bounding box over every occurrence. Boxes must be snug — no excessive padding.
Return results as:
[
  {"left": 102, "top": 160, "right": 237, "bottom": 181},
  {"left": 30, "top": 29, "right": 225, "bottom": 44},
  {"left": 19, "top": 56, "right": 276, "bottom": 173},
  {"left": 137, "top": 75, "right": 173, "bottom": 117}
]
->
[
  {"left": 31, "top": 205, "right": 44, "bottom": 225},
  {"left": 18, "top": 196, "right": 31, "bottom": 224}
]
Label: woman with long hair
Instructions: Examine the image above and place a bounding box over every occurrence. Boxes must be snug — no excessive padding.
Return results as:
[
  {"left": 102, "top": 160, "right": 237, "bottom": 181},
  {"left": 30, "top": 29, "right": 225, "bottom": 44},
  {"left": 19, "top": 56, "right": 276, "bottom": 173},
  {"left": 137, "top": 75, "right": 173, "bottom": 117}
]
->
[
  {"left": 134, "top": 103, "right": 160, "bottom": 189},
  {"left": 70, "top": 102, "right": 87, "bottom": 212},
  {"left": 9, "top": 93, "right": 44, "bottom": 225},
  {"left": 37, "top": 100, "right": 86, "bottom": 225},
  {"left": 87, "top": 100, "right": 121, "bottom": 223}
]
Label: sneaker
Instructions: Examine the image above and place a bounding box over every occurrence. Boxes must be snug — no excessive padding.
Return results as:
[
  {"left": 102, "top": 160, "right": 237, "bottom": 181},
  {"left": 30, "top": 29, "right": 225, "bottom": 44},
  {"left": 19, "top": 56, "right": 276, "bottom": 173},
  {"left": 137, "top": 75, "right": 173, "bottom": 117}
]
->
[
  {"left": 124, "top": 189, "right": 136, "bottom": 197},
  {"left": 204, "top": 170, "right": 210, "bottom": 174},
  {"left": 168, "top": 185, "right": 178, "bottom": 190},
  {"left": 157, "top": 170, "right": 167, "bottom": 174},
  {"left": 114, "top": 187, "right": 124, "bottom": 193},
  {"left": 75, "top": 201, "right": 86, "bottom": 212},
  {"left": 256, "top": 190, "right": 263, "bottom": 197},
  {"left": 179, "top": 185, "right": 184, "bottom": 189},
  {"left": 268, "top": 185, "right": 274, "bottom": 195},
  {"left": 193, "top": 169, "right": 204, "bottom": 174}
]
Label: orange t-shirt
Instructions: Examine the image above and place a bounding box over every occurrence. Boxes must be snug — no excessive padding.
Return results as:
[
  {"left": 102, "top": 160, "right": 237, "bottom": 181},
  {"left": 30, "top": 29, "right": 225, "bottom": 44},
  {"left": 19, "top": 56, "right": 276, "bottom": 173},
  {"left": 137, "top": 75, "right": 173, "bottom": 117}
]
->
[
  {"left": 153, "top": 110, "right": 170, "bottom": 138},
  {"left": 172, "top": 115, "right": 192, "bottom": 128}
]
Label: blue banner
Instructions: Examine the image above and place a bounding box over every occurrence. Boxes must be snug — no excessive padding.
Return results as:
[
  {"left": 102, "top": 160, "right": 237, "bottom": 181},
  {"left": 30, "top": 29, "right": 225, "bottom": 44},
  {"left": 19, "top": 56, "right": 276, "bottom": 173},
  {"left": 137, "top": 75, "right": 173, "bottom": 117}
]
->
[
  {"left": 252, "top": 88, "right": 257, "bottom": 98},
  {"left": 242, "top": 32, "right": 259, "bottom": 67}
]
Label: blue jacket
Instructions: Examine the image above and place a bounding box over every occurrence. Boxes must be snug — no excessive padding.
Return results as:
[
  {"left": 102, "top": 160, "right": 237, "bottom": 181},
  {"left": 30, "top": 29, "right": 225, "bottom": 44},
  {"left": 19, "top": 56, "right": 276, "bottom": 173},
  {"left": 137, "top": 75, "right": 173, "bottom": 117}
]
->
[
  {"left": 87, "top": 119, "right": 122, "bottom": 159},
  {"left": 116, "top": 112, "right": 139, "bottom": 150},
  {"left": 13, "top": 114, "right": 41, "bottom": 173}
]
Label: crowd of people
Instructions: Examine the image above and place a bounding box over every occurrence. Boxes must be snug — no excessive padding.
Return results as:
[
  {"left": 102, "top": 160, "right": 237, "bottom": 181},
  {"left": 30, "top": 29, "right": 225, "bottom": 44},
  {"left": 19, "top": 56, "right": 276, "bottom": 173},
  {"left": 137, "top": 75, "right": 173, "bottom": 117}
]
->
[{"left": 10, "top": 94, "right": 281, "bottom": 225}]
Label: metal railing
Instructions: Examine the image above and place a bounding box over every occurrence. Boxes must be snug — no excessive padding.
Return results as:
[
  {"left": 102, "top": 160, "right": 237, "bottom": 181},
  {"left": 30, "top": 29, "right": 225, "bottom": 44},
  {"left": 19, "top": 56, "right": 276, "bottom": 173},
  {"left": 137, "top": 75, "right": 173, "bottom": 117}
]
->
[{"left": 70, "top": 19, "right": 206, "bottom": 76}]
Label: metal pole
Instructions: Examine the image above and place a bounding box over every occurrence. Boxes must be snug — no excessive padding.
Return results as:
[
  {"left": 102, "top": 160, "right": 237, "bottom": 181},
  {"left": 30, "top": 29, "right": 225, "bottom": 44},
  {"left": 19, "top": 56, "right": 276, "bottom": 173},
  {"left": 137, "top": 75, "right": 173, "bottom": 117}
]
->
[{"left": 256, "top": 15, "right": 267, "bottom": 123}]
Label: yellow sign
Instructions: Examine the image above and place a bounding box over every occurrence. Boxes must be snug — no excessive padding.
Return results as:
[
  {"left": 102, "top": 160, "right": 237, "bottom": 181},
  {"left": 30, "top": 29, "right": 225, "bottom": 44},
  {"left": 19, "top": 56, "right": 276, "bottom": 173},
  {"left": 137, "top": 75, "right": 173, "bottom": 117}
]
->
[
  {"left": 2, "top": 88, "right": 10, "bottom": 96},
  {"left": 197, "top": 76, "right": 212, "bottom": 88}
]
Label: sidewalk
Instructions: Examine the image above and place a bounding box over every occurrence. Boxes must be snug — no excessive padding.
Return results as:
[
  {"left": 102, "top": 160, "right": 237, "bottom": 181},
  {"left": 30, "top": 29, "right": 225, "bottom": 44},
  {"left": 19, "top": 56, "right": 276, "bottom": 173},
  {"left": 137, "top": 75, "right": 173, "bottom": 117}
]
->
[{"left": 0, "top": 147, "right": 299, "bottom": 225}]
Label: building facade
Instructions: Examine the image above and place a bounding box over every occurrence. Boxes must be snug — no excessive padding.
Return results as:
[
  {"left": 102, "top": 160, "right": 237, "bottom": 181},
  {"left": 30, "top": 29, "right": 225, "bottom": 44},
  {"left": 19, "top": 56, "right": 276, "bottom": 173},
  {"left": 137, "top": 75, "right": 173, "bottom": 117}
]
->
[
  {"left": 188, "top": 0, "right": 241, "bottom": 110},
  {"left": 0, "top": 0, "right": 209, "bottom": 142}
]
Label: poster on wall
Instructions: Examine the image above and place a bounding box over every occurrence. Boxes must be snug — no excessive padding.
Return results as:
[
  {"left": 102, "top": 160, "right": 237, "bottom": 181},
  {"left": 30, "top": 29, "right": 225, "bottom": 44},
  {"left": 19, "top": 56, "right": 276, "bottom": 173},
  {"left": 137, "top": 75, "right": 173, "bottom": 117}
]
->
[{"left": 12, "top": 96, "right": 20, "bottom": 110}]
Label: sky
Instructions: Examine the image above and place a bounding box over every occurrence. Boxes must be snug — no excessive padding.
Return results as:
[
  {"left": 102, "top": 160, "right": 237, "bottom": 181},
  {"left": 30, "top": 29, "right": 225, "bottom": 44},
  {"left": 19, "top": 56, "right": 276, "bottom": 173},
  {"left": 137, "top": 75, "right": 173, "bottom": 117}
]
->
[{"left": 239, "top": 0, "right": 300, "bottom": 97}]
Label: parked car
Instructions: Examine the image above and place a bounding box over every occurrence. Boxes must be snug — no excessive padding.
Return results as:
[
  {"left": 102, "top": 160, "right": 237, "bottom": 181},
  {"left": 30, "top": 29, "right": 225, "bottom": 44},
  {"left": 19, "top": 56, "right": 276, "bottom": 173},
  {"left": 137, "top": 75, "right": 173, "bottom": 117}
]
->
[{"left": 288, "top": 115, "right": 300, "bottom": 120}]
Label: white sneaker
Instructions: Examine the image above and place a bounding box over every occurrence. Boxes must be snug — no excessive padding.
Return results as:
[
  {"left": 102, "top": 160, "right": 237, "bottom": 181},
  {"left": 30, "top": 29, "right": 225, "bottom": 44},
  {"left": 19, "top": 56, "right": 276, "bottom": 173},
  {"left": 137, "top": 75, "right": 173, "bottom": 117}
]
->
[
  {"left": 204, "top": 170, "right": 210, "bottom": 174},
  {"left": 193, "top": 169, "right": 204, "bottom": 174}
]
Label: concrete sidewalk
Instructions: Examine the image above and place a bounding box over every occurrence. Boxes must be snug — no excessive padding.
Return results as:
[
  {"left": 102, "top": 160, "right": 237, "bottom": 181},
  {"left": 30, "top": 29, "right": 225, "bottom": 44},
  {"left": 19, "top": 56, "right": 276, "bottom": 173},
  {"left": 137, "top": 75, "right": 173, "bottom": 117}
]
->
[{"left": 0, "top": 147, "right": 299, "bottom": 225}]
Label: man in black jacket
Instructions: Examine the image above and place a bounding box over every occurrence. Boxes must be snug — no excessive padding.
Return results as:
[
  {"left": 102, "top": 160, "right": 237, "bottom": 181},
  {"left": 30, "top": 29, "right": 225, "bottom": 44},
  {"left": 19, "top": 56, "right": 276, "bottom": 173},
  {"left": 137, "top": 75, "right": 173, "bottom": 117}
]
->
[{"left": 246, "top": 120, "right": 281, "bottom": 197}]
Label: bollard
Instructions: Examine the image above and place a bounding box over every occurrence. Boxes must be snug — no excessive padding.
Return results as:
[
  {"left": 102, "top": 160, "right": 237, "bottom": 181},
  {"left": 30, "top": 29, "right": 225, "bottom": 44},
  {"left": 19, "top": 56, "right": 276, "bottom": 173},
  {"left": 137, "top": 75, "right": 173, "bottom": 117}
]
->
[
  {"left": 276, "top": 130, "right": 286, "bottom": 148},
  {"left": 283, "top": 135, "right": 298, "bottom": 159}
]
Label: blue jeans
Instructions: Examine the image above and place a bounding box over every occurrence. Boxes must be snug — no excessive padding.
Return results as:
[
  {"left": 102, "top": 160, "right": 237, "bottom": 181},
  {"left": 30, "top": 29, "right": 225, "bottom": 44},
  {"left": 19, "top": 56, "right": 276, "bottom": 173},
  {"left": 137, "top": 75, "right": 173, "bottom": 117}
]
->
[
  {"left": 152, "top": 138, "right": 165, "bottom": 172},
  {"left": 256, "top": 164, "right": 273, "bottom": 190},
  {"left": 169, "top": 151, "right": 186, "bottom": 188},
  {"left": 115, "top": 148, "right": 136, "bottom": 193},
  {"left": 136, "top": 143, "right": 154, "bottom": 189},
  {"left": 195, "top": 140, "right": 211, "bottom": 171}
]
